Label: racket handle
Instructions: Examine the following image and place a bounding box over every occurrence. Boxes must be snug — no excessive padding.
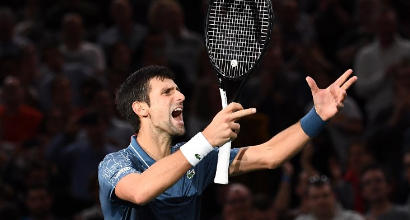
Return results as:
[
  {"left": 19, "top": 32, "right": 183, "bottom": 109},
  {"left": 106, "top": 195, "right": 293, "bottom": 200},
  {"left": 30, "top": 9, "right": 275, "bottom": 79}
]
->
[
  {"left": 214, "top": 141, "right": 231, "bottom": 184},
  {"left": 214, "top": 88, "right": 230, "bottom": 184}
]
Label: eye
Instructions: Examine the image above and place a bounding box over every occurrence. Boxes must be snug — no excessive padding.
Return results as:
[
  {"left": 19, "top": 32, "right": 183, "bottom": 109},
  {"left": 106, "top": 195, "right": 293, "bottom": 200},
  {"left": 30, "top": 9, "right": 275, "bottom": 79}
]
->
[{"left": 162, "top": 88, "right": 172, "bottom": 95}]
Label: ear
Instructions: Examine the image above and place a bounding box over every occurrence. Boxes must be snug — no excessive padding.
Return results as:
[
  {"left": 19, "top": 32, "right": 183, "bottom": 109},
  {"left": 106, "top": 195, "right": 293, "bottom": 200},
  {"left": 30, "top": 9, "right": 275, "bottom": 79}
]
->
[{"left": 132, "top": 101, "right": 149, "bottom": 118}]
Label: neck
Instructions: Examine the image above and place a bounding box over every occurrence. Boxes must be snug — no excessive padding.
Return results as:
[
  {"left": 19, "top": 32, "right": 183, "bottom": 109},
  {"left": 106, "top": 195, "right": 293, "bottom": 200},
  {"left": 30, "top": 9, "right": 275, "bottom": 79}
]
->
[
  {"left": 137, "top": 126, "right": 172, "bottom": 161},
  {"left": 316, "top": 209, "right": 335, "bottom": 220}
]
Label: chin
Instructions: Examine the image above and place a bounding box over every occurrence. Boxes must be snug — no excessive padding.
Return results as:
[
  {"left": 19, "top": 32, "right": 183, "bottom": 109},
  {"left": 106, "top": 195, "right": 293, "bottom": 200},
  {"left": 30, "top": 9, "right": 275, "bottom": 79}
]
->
[
  {"left": 171, "top": 127, "right": 186, "bottom": 137},
  {"left": 176, "top": 128, "right": 186, "bottom": 136}
]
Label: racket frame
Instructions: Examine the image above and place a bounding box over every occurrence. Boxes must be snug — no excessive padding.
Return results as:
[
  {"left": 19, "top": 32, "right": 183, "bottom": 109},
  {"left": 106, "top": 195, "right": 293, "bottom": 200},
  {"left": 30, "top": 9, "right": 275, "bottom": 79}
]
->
[{"left": 204, "top": 0, "right": 274, "bottom": 184}]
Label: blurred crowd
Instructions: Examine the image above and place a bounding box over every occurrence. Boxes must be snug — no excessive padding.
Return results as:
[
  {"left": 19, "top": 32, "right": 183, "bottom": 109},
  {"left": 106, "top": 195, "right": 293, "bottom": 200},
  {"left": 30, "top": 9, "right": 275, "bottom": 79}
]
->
[{"left": 0, "top": 0, "right": 410, "bottom": 219}]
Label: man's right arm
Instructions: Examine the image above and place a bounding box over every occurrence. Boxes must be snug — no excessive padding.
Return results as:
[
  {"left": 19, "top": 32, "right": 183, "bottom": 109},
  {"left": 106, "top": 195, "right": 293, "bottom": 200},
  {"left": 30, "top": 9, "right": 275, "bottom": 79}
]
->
[
  {"left": 113, "top": 103, "right": 256, "bottom": 205},
  {"left": 115, "top": 150, "right": 191, "bottom": 205}
]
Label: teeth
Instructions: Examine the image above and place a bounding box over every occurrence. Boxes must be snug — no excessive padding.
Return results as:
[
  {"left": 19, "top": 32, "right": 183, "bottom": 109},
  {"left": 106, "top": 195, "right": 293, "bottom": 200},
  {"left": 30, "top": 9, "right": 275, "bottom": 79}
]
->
[{"left": 172, "top": 107, "right": 183, "bottom": 118}]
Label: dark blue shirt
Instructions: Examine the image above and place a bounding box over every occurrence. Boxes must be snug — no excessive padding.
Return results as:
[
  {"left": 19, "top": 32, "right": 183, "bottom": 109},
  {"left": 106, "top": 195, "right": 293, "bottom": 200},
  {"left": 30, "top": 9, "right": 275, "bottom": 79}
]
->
[{"left": 98, "top": 135, "right": 239, "bottom": 219}]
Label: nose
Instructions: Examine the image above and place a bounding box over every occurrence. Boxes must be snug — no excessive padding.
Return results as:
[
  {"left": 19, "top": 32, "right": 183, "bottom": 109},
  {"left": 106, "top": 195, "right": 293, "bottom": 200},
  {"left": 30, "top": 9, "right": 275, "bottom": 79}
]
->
[{"left": 176, "top": 89, "right": 185, "bottom": 102}]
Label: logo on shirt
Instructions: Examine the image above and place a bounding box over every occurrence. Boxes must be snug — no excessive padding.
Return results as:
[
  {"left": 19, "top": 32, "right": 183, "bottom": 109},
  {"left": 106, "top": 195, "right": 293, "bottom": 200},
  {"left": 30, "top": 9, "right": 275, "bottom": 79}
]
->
[
  {"left": 195, "top": 154, "right": 201, "bottom": 160},
  {"left": 186, "top": 169, "right": 196, "bottom": 179}
]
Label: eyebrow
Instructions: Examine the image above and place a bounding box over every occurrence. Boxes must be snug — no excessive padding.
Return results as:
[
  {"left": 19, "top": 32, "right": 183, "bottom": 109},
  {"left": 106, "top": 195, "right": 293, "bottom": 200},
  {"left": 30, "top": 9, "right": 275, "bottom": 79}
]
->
[{"left": 161, "top": 85, "right": 180, "bottom": 93}]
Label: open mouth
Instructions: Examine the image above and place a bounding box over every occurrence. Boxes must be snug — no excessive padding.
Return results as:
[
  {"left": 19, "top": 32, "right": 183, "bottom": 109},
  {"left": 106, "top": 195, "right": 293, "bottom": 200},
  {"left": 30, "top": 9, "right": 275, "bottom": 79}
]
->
[{"left": 171, "top": 107, "right": 184, "bottom": 124}]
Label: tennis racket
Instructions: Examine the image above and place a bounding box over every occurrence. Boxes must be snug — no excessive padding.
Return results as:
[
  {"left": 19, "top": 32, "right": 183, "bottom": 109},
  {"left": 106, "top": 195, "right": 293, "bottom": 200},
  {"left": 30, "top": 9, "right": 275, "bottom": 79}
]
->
[{"left": 205, "top": 0, "right": 274, "bottom": 184}]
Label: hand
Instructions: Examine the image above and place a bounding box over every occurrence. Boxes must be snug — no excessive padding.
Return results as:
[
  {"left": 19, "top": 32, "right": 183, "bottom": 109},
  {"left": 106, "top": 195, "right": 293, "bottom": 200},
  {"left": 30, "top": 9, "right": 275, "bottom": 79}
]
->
[
  {"left": 202, "top": 102, "right": 256, "bottom": 147},
  {"left": 306, "top": 69, "right": 357, "bottom": 121}
]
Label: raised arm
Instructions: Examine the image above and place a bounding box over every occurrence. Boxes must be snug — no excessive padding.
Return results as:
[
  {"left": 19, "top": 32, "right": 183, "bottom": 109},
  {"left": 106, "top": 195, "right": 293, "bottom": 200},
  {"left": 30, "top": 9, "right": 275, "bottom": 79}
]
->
[
  {"left": 114, "top": 103, "right": 256, "bottom": 205},
  {"left": 229, "top": 69, "right": 357, "bottom": 175}
]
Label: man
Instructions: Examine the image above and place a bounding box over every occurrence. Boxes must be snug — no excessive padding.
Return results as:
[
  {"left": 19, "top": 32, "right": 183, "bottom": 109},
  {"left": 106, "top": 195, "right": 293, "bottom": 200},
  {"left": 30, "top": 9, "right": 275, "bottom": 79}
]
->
[
  {"left": 23, "top": 185, "right": 56, "bottom": 220},
  {"left": 98, "top": 0, "right": 147, "bottom": 53},
  {"left": 0, "top": 76, "right": 43, "bottom": 144},
  {"left": 354, "top": 7, "right": 410, "bottom": 130},
  {"left": 296, "top": 175, "right": 364, "bottom": 220},
  {"left": 361, "top": 165, "right": 410, "bottom": 220},
  {"left": 220, "top": 183, "right": 254, "bottom": 220},
  {"left": 48, "top": 111, "right": 115, "bottom": 207},
  {"left": 98, "top": 65, "right": 357, "bottom": 219},
  {"left": 60, "top": 13, "right": 106, "bottom": 74}
]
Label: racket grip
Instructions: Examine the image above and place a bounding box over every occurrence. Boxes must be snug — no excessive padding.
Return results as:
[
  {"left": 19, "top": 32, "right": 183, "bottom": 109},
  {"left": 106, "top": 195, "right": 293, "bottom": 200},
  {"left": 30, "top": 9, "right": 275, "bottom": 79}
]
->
[
  {"left": 214, "top": 88, "right": 230, "bottom": 184},
  {"left": 214, "top": 140, "right": 231, "bottom": 184}
]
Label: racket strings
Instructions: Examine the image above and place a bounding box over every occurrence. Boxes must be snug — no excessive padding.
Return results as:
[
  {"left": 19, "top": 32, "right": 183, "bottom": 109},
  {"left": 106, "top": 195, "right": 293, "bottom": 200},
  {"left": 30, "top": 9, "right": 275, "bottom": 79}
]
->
[{"left": 207, "top": 0, "right": 272, "bottom": 79}]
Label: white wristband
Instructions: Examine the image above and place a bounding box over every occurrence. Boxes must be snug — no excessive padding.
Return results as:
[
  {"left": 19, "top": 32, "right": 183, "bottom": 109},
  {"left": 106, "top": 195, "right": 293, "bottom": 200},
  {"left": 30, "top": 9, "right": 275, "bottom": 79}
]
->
[{"left": 180, "top": 132, "right": 213, "bottom": 166}]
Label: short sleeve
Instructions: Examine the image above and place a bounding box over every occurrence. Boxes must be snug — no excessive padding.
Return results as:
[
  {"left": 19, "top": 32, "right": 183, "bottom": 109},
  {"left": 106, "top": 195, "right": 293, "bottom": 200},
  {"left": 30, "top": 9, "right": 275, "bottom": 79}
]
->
[
  {"left": 98, "top": 151, "right": 139, "bottom": 201},
  {"left": 196, "top": 147, "right": 240, "bottom": 189}
]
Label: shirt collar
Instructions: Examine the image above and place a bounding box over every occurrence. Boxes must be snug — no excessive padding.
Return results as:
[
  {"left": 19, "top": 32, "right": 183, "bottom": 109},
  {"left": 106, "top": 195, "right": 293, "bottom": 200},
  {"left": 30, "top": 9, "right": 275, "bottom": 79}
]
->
[{"left": 128, "top": 135, "right": 156, "bottom": 169}]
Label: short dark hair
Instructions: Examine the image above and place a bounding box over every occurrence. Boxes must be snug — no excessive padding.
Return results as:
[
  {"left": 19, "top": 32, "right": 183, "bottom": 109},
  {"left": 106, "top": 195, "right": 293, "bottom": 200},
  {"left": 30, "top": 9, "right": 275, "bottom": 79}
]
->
[
  {"left": 116, "top": 65, "right": 175, "bottom": 132},
  {"left": 359, "top": 164, "right": 392, "bottom": 189},
  {"left": 360, "top": 164, "right": 388, "bottom": 181}
]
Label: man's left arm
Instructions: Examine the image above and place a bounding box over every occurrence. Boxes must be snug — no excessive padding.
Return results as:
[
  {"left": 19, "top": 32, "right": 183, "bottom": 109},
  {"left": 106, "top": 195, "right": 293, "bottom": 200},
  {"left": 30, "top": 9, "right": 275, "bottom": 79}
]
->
[{"left": 229, "top": 69, "right": 357, "bottom": 175}]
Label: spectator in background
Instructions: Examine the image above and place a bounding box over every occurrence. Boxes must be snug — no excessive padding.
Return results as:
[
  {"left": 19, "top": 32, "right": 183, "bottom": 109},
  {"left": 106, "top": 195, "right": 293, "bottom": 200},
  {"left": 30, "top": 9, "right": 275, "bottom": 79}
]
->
[
  {"left": 243, "top": 45, "right": 308, "bottom": 134},
  {"left": 46, "top": 111, "right": 115, "bottom": 210},
  {"left": 90, "top": 89, "right": 133, "bottom": 148},
  {"left": 296, "top": 175, "right": 364, "bottom": 220},
  {"left": 37, "top": 43, "right": 65, "bottom": 111},
  {"left": 388, "top": 57, "right": 410, "bottom": 131},
  {"left": 0, "top": 7, "right": 28, "bottom": 82},
  {"left": 98, "top": 0, "right": 147, "bottom": 53},
  {"left": 344, "top": 140, "right": 375, "bottom": 213},
  {"left": 313, "top": 0, "right": 352, "bottom": 62},
  {"left": 148, "top": 0, "right": 203, "bottom": 87},
  {"left": 22, "top": 184, "right": 56, "bottom": 220},
  {"left": 336, "top": 0, "right": 380, "bottom": 69},
  {"left": 354, "top": 7, "right": 410, "bottom": 132},
  {"left": 0, "top": 7, "right": 29, "bottom": 57},
  {"left": 326, "top": 96, "right": 364, "bottom": 165},
  {"left": 276, "top": 0, "right": 316, "bottom": 62},
  {"left": 48, "top": 75, "right": 84, "bottom": 119},
  {"left": 361, "top": 165, "right": 410, "bottom": 220},
  {"left": 44, "top": 0, "right": 100, "bottom": 32},
  {"left": 60, "top": 13, "right": 106, "bottom": 74},
  {"left": 105, "top": 42, "right": 134, "bottom": 93},
  {"left": 0, "top": 76, "right": 43, "bottom": 145},
  {"left": 252, "top": 193, "right": 276, "bottom": 220},
  {"left": 219, "top": 183, "right": 254, "bottom": 220},
  {"left": 18, "top": 44, "right": 44, "bottom": 107},
  {"left": 74, "top": 176, "right": 103, "bottom": 220},
  {"left": 14, "top": 0, "right": 47, "bottom": 45}
]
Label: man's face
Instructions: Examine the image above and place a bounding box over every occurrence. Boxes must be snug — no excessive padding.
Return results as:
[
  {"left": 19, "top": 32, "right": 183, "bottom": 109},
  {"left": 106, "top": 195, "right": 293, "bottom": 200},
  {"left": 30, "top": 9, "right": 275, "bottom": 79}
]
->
[
  {"left": 26, "top": 189, "right": 52, "bottom": 217},
  {"left": 308, "top": 184, "right": 336, "bottom": 218},
  {"left": 146, "top": 77, "right": 185, "bottom": 136},
  {"left": 361, "top": 169, "right": 389, "bottom": 203},
  {"left": 224, "top": 185, "right": 253, "bottom": 220}
]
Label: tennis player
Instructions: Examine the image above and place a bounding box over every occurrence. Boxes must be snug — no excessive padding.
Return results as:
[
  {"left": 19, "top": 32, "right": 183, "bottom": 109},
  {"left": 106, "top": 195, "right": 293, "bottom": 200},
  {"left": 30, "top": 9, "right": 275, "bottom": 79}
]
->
[{"left": 98, "top": 65, "right": 357, "bottom": 219}]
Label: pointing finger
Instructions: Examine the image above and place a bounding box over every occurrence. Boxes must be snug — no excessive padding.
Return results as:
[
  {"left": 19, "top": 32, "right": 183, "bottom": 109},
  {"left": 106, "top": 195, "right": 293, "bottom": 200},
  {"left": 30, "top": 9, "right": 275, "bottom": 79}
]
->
[
  {"left": 341, "top": 76, "right": 358, "bottom": 91},
  {"left": 230, "top": 108, "right": 256, "bottom": 121},
  {"left": 335, "top": 69, "right": 353, "bottom": 87},
  {"left": 306, "top": 76, "right": 319, "bottom": 94}
]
